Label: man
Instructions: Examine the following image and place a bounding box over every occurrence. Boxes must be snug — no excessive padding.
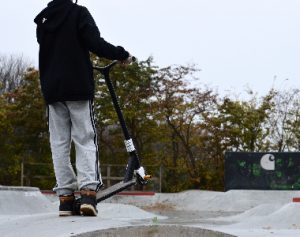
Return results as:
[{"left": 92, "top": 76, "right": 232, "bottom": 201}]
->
[{"left": 34, "top": 0, "right": 132, "bottom": 216}]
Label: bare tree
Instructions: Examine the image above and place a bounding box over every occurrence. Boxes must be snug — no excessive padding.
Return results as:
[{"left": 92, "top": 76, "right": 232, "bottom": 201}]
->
[
  {"left": 267, "top": 89, "right": 300, "bottom": 151},
  {"left": 0, "top": 54, "right": 31, "bottom": 95}
]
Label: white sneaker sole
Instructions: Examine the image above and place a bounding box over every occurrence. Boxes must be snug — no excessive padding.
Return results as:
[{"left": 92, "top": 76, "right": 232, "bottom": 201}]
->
[
  {"left": 59, "top": 211, "right": 73, "bottom": 217},
  {"left": 80, "top": 204, "right": 97, "bottom": 216}
]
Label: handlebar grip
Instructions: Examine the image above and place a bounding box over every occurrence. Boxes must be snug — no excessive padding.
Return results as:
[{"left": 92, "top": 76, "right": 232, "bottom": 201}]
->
[{"left": 128, "top": 56, "right": 136, "bottom": 63}]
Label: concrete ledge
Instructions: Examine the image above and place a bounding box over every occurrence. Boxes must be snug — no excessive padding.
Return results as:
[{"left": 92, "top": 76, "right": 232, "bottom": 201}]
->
[
  {"left": 0, "top": 185, "right": 39, "bottom": 192},
  {"left": 0, "top": 186, "right": 54, "bottom": 215},
  {"left": 74, "top": 225, "right": 236, "bottom": 237}
]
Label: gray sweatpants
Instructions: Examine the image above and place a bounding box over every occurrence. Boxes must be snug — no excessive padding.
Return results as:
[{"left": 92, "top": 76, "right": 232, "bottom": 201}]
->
[{"left": 48, "top": 100, "right": 102, "bottom": 196}]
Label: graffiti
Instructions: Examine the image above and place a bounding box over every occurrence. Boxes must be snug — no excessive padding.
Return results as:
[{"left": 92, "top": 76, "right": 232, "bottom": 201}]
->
[{"left": 225, "top": 152, "right": 300, "bottom": 191}]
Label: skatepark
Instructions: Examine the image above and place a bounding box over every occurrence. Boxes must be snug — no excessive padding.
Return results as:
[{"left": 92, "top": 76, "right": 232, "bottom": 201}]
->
[
  {"left": 1, "top": 1, "right": 300, "bottom": 237},
  {"left": 1, "top": 186, "right": 300, "bottom": 237}
]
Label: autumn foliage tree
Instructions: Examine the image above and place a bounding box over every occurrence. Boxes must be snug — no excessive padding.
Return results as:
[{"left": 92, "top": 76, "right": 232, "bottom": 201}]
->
[
  {"left": 1, "top": 55, "right": 300, "bottom": 192},
  {"left": 0, "top": 68, "right": 52, "bottom": 187},
  {"left": 151, "top": 65, "right": 219, "bottom": 191}
]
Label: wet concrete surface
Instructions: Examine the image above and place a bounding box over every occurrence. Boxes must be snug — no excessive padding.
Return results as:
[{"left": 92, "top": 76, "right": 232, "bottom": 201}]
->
[
  {"left": 73, "top": 225, "right": 236, "bottom": 237},
  {"left": 131, "top": 210, "right": 239, "bottom": 226},
  {"left": 2, "top": 187, "right": 300, "bottom": 237}
]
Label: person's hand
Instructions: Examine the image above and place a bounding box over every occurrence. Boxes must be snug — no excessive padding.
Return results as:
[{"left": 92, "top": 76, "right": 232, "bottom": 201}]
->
[{"left": 119, "top": 54, "right": 135, "bottom": 65}]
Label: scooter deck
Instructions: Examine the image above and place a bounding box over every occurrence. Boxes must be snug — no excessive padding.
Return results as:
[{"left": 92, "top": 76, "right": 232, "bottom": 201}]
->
[{"left": 96, "top": 179, "right": 136, "bottom": 203}]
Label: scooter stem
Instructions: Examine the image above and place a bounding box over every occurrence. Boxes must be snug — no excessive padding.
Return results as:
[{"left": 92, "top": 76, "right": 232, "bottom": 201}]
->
[{"left": 93, "top": 59, "right": 151, "bottom": 183}]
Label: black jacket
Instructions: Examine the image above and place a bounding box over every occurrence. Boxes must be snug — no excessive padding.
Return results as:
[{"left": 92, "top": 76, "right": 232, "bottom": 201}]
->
[{"left": 34, "top": 0, "right": 129, "bottom": 104}]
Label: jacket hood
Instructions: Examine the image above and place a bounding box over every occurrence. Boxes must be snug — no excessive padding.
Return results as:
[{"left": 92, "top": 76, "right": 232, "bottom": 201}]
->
[{"left": 34, "top": 0, "right": 74, "bottom": 32}]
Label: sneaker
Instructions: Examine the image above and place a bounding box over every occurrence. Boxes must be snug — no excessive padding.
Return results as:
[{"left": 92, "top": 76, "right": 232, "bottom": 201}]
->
[
  {"left": 80, "top": 189, "right": 98, "bottom": 216},
  {"left": 59, "top": 194, "right": 75, "bottom": 216}
]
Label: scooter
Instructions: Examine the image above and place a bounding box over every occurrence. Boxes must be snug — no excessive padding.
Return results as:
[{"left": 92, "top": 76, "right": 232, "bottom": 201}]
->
[
  {"left": 93, "top": 59, "right": 151, "bottom": 202},
  {"left": 73, "top": 59, "right": 151, "bottom": 214}
]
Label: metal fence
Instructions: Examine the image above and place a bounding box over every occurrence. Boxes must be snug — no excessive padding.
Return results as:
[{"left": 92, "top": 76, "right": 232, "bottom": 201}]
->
[{"left": 21, "top": 162, "right": 162, "bottom": 192}]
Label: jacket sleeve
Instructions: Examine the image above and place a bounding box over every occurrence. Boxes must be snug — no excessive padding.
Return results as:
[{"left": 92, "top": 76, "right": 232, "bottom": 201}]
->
[{"left": 78, "top": 7, "right": 129, "bottom": 60}]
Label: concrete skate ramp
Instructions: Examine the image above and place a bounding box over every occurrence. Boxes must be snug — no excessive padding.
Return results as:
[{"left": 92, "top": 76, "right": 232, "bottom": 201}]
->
[
  {"left": 230, "top": 202, "right": 300, "bottom": 229},
  {"left": 74, "top": 225, "right": 236, "bottom": 237},
  {"left": 0, "top": 186, "right": 54, "bottom": 215},
  {"left": 109, "top": 190, "right": 300, "bottom": 212}
]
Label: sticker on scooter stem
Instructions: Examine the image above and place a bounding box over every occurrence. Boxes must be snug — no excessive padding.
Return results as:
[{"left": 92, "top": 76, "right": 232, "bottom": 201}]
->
[
  {"left": 124, "top": 139, "right": 136, "bottom": 152},
  {"left": 260, "top": 154, "right": 275, "bottom": 171}
]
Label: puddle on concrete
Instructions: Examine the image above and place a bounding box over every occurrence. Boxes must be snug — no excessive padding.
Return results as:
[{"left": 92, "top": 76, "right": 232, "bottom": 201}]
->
[
  {"left": 132, "top": 210, "right": 239, "bottom": 226},
  {"left": 73, "top": 225, "right": 236, "bottom": 237}
]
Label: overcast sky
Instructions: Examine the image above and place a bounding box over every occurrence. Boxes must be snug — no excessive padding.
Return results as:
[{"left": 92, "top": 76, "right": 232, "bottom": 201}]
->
[{"left": 1, "top": 0, "right": 300, "bottom": 97}]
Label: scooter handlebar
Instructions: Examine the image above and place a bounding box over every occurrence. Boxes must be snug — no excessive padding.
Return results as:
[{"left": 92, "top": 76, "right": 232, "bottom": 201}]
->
[{"left": 93, "top": 56, "right": 136, "bottom": 73}]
